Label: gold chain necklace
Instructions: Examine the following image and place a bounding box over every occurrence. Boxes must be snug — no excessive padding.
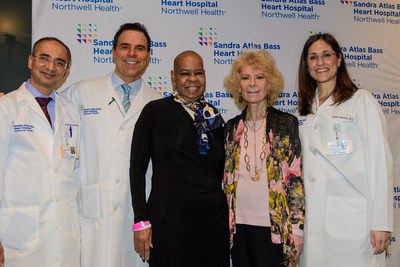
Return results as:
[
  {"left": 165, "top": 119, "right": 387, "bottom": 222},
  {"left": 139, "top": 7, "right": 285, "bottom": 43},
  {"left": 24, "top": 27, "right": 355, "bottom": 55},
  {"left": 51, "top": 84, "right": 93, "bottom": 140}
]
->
[{"left": 243, "top": 117, "right": 267, "bottom": 181}]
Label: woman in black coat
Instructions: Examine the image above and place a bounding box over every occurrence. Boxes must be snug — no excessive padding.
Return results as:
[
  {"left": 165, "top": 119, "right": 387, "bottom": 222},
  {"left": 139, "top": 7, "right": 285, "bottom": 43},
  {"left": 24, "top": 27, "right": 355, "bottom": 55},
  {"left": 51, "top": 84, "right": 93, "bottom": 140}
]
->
[{"left": 130, "top": 50, "right": 230, "bottom": 267}]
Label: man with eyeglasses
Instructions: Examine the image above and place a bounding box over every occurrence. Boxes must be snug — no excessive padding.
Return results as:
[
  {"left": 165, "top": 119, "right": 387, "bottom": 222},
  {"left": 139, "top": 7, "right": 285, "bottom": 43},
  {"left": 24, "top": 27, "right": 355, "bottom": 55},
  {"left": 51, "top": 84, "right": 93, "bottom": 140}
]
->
[
  {"left": 0, "top": 37, "right": 80, "bottom": 267},
  {"left": 61, "top": 22, "right": 161, "bottom": 267}
]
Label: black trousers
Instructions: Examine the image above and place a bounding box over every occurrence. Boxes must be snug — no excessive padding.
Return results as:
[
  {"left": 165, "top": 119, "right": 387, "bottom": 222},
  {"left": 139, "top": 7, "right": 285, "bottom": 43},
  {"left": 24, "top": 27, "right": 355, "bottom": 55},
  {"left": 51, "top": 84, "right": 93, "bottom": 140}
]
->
[{"left": 231, "top": 224, "right": 284, "bottom": 267}]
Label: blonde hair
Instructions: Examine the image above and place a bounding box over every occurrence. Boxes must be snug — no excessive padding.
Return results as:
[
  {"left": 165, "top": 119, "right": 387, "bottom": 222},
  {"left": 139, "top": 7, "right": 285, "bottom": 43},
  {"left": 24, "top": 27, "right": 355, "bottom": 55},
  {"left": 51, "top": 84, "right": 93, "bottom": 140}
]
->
[{"left": 224, "top": 49, "right": 283, "bottom": 109}]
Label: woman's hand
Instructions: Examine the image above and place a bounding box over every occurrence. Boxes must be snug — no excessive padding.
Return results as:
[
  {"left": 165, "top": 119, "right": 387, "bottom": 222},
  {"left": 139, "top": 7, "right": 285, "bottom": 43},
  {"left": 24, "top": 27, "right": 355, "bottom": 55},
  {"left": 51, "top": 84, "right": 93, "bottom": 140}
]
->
[
  {"left": 292, "top": 234, "right": 304, "bottom": 261},
  {"left": 134, "top": 228, "right": 152, "bottom": 262},
  {"left": 370, "top": 230, "right": 391, "bottom": 255},
  {"left": 0, "top": 241, "right": 5, "bottom": 267}
]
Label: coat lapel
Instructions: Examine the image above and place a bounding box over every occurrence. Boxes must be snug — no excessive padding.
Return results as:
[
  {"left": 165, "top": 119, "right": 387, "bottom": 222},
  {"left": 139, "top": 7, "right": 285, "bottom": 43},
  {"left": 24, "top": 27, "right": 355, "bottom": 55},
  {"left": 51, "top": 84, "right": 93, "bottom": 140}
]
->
[
  {"left": 17, "top": 84, "right": 52, "bottom": 128},
  {"left": 128, "top": 81, "right": 151, "bottom": 118},
  {"left": 100, "top": 76, "right": 126, "bottom": 119},
  {"left": 54, "top": 94, "right": 66, "bottom": 136}
]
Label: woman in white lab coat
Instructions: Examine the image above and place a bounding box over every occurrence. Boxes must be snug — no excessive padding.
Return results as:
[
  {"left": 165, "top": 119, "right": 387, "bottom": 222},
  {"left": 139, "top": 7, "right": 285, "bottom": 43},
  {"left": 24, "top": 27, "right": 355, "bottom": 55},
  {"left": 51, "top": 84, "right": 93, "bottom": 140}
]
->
[{"left": 297, "top": 33, "right": 393, "bottom": 267}]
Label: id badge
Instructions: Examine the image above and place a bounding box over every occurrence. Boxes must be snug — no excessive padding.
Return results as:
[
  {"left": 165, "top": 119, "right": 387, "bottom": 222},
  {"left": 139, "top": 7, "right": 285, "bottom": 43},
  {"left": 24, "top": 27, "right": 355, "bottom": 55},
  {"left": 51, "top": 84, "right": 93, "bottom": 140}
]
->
[
  {"left": 326, "top": 140, "right": 352, "bottom": 155},
  {"left": 60, "top": 146, "right": 79, "bottom": 159},
  {"left": 61, "top": 123, "right": 79, "bottom": 159}
]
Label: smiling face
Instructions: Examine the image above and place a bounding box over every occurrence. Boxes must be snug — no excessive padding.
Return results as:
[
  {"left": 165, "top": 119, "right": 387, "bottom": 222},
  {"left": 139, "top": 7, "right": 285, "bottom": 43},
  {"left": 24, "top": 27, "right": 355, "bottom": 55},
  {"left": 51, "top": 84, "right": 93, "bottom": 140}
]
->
[
  {"left": 306, "top": 39, "right": 341, "bottom": 89},
  {"left": 28, "top": 40, "right": 69, "bottom": 96},
  {"left": 171, "top": 51, "right": 206, "bottom": 102},
  {"left": 112, "top": 30, "right": 150, "bottom": 83},
  {"left": 239, "top": 65, "right": 269, "bottom": 105}
]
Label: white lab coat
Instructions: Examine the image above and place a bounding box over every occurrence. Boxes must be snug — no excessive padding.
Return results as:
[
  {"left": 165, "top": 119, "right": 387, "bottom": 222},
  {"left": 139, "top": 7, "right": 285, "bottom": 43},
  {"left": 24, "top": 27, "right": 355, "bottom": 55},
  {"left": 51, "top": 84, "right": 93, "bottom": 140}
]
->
[
  {"left": 298, "top": 89, "right": 393, "bottom": 267},
  {"left": 0, "top": 83, "right": 80, "bottom": 267},
  {"left": 61, "top": 73, "right": 161, "bottom": 267}
]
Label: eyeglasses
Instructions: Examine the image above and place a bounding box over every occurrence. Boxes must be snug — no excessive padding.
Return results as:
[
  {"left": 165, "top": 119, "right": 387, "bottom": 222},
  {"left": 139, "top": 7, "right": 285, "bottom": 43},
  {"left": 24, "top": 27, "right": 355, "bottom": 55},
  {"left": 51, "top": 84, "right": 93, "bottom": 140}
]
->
[
  {"left": 306, "top": 51, "right": 337, "bottom": 62},
  {"left": 32, "top": 54, "right": 68, "bottom": 70}
]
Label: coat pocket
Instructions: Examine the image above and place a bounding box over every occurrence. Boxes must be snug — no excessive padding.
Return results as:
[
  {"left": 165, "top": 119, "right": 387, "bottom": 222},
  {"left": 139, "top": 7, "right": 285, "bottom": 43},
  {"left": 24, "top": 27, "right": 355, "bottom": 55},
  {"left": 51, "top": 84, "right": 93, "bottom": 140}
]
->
[
  {"left": 80, "top": 183, "right": 100, "bottom": 219},
  {"left": 0, "top": 206, "right": 39, "bottom": 250},
  {"left": 326, "top": 196, "right": 367, "bottom": 240}
]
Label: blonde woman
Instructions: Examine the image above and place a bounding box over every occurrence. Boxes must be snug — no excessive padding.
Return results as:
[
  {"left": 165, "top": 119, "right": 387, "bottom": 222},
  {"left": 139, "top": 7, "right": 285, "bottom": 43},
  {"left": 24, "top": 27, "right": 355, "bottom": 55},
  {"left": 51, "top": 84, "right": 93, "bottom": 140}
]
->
[{"left": 223, "top": 50, "right": 305, "bottom": 267}]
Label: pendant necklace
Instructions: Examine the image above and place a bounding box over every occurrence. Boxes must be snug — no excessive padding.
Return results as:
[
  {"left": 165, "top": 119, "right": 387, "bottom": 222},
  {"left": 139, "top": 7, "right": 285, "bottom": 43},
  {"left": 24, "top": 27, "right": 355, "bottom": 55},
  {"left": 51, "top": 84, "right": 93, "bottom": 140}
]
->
[{"left": 243, "top": 116, "right": 267, "bottom": 181}]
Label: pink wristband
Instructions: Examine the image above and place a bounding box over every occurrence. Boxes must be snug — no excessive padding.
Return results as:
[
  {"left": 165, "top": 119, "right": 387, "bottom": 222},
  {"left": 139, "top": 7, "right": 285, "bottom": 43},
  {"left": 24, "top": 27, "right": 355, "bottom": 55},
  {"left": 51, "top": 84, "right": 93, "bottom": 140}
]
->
[{"left": 132, "top": 221, "right": 151, "bottom": 232}]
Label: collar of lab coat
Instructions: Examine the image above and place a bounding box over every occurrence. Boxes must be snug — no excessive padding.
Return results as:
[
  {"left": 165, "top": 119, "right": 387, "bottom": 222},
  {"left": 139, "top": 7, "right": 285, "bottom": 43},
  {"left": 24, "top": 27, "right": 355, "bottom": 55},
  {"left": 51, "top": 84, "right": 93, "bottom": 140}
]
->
[
  {"left": 100, "top": 73, "right": 156, "bottom": 119},
  {"left": 16, "top": 83, "right": 67, "bottom": 135}
]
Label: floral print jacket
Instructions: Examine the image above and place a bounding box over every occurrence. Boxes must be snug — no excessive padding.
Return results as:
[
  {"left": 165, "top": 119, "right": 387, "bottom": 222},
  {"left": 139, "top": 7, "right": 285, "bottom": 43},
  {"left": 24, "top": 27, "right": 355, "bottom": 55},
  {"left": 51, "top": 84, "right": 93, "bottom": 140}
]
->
[{"left": 223, "top": 106, "right": 305, "bottom": 266}]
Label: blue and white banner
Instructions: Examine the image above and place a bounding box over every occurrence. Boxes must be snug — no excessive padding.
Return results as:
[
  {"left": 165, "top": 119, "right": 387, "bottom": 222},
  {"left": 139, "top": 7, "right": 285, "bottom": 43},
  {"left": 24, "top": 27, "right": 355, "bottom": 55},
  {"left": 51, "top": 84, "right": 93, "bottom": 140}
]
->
[{"left": 33, "top": 0, "right": 400, "bottom": 265}]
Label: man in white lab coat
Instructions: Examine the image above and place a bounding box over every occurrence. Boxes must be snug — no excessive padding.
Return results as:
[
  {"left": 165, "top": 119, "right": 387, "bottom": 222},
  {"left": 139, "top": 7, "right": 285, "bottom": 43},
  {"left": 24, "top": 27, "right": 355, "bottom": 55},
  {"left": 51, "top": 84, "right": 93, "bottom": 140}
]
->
[
  {"left": 0, "top": 37, "right": 80, "bottom": 267},
  {"left": 61, "top": 23, "right": 161, "bottom": 267}
]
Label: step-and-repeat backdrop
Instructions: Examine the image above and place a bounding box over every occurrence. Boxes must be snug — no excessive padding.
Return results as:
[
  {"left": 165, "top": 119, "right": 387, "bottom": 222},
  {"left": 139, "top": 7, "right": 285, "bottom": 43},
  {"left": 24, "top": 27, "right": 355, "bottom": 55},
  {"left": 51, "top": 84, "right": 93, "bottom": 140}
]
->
[{"left": 33, "top": 0, "right": 400, "bottom": 265}]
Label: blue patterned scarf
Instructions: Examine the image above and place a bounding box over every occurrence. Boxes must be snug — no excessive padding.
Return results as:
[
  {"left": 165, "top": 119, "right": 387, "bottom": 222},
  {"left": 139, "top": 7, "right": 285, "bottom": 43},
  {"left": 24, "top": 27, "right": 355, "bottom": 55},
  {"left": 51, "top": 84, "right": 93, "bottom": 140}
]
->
[{"left": 174, "top": 93, "right": 224, "bottom": 155}]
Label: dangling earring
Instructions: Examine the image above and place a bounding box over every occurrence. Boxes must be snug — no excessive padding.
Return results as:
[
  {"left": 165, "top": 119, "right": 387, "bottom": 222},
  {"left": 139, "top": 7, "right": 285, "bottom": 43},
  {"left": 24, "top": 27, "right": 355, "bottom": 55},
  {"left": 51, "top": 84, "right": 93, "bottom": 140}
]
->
[{"left": 239, "top": 91, "right": 243, "bottom": 103}]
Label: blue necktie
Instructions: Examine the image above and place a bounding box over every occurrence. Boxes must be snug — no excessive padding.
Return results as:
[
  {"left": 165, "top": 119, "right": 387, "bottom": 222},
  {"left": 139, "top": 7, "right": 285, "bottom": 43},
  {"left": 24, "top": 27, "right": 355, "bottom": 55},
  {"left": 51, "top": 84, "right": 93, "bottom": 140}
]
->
[{"left": 120, "top": 84, "right": 131, "bottom": 113}]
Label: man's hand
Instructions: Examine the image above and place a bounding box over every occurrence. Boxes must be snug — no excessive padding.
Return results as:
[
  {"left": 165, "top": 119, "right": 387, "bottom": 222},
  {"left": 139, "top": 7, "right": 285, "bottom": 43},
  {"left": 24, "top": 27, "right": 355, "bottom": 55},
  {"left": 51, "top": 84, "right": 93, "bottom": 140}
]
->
[{"left": 0, "top": 92, "right": 4, "bottom": 97}]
